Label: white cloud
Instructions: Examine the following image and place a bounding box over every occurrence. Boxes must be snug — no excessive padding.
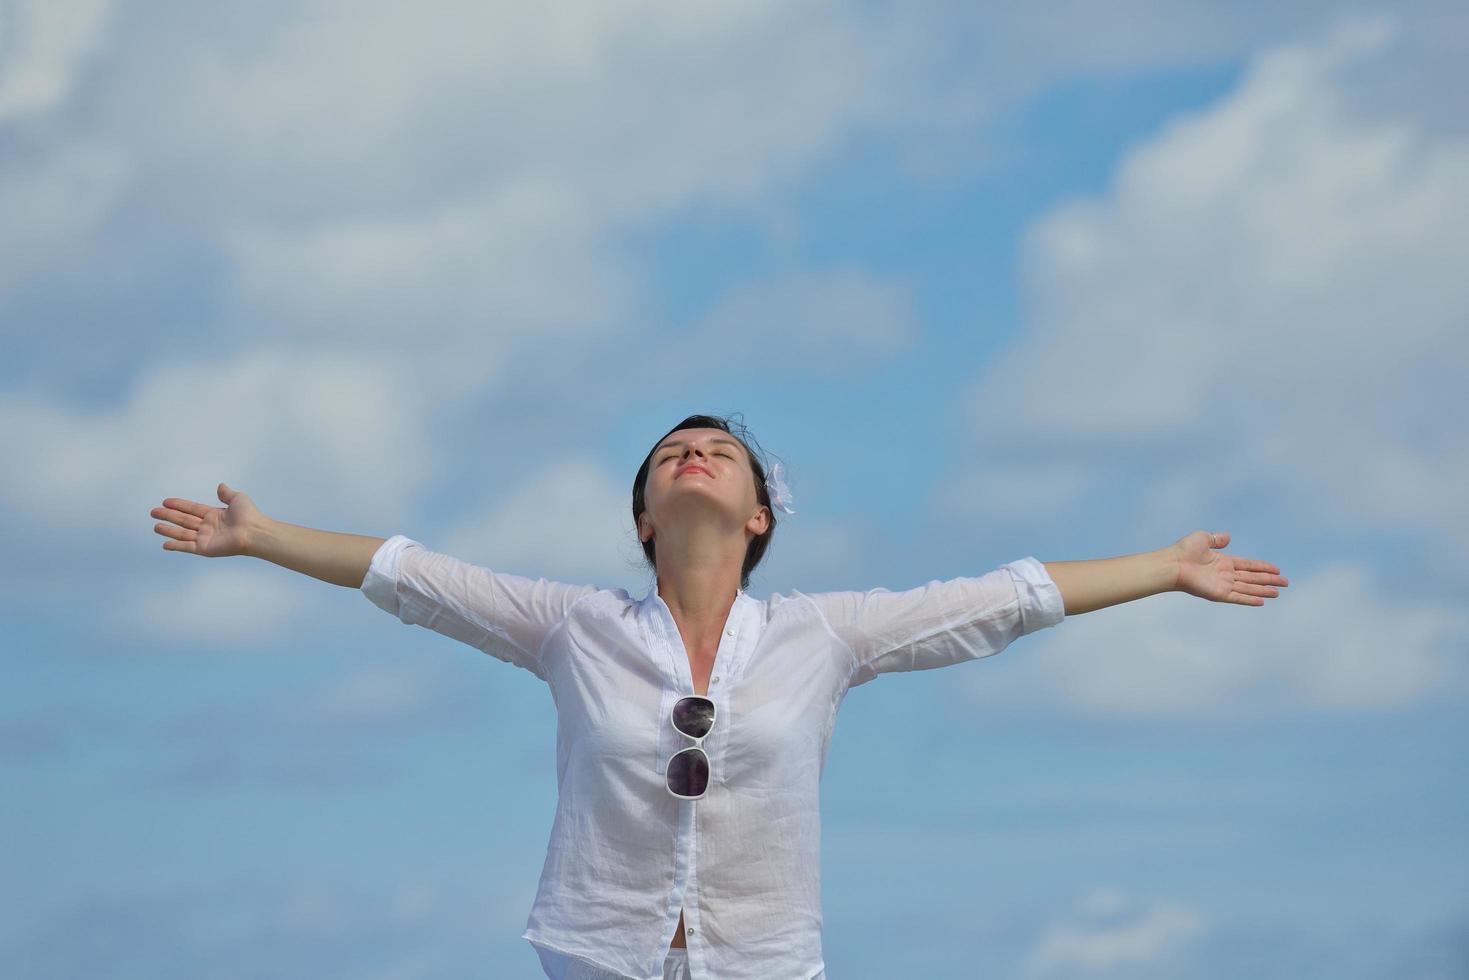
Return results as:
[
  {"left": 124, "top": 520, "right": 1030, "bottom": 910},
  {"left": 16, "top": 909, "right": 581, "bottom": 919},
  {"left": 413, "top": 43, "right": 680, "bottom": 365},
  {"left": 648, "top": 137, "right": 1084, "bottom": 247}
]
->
[
  {"left": 83, "top": 0, "right": 876, "bottom": 349},
  {"left": 0, "top": 0, "right": 880, "bottom": 343},
  {"left": 0, "top": 4, "right": 125, "bottom": 301},
  {"left": 110, "top": 562, "right": 305, "bottom": 647},
  {"left": 933, "top": 462, "right": 1094, "bottom": 529},
  {"left": 225, "top": 175, "right": 635, "bottom": 343},
  {"left": 953, "top": 16, "right": 1469, "bottom": 549},
  {"left": 140, "top": 0, "right": 869, "bottom": 219},
  {"left": 441, "top": 459, "right": 643, "bottom": 589},
  {"left": 0, "top": 137, "right": 129, "bottom": 297},
  {"left": 1079, "top": 887, "right": 1132, "bottom": 918},
  {"left": 0, "top": 0, "right": 113, "bottom": 120},
  {"left": 864, "top": 1, "right": 1373, "bottom": 184},
  {"left": 1028, "top": 892, "right": 1205, "bottom": 976},
  {"left": 1266, "top": 563, "right": 1466, "bottom": 710},
  {"left": 963, "top": 559, "right": 1468, "bottom": 719},
  {"left": 498, "top": 263, "right": 923, "bottom": 416},
  {"left": 1, "top": 346, "right": 438, "bottom": 534}
]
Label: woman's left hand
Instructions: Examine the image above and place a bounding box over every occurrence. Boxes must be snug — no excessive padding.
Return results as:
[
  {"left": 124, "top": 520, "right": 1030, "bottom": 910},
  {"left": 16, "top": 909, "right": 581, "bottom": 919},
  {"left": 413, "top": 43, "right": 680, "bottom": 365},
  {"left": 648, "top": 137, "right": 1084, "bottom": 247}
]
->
[{"left": 1173, "top": 530, "right": 1289, "bottom": 606}]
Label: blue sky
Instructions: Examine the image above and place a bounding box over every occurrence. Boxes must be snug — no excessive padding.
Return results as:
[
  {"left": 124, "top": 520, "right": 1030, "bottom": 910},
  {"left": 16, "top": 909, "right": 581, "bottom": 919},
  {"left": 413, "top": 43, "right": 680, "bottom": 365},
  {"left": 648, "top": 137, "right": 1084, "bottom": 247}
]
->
[{"left": 3, "top": 2, "right": 1467, "bottom": 977}]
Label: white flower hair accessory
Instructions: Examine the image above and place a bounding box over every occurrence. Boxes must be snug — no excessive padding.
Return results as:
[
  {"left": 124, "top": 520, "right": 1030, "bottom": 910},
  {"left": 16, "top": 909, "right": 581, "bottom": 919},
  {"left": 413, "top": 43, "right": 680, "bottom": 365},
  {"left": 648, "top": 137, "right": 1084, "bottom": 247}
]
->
[{"left": 765, "top": 461, "right": 796, "bottom": 515}]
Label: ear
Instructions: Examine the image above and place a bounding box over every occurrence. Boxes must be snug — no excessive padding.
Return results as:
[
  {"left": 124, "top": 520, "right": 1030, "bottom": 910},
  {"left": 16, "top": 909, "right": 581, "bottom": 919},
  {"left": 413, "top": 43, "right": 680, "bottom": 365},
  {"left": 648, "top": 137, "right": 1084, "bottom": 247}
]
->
[
  {"left": 638, "top": 512, "right": 654, "bottom": 543},
  {"left": 746, "top": 505, "right": 771, "bottom": 537}
]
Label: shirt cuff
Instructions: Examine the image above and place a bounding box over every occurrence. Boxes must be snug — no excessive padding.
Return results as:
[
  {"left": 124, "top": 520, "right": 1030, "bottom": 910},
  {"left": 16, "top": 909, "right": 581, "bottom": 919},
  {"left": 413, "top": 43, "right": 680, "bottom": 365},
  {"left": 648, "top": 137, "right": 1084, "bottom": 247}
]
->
[
  {"left": 361, "top": 534, "right": 422, "bottom": 617},
  {"left": 1001, "top": 557, "right": 1066, "bottom": 634}
]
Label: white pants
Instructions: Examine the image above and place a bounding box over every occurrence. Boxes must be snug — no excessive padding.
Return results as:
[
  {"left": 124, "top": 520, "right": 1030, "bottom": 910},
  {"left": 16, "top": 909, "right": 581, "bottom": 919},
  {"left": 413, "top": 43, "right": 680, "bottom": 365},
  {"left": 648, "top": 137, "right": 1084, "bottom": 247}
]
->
[
  {"left": 562, "top": 946, "right": 690, "bottom": 980},
  {"left": 661, "top": 947, "right": 691, "bottom": 980}
]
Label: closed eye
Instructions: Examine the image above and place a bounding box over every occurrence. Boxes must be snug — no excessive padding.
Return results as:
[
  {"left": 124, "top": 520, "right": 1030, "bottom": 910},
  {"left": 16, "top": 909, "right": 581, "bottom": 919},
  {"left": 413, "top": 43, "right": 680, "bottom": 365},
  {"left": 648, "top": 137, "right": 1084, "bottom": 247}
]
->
[{"left": 654, "top": 445, "right": 739, "bottom": 464}]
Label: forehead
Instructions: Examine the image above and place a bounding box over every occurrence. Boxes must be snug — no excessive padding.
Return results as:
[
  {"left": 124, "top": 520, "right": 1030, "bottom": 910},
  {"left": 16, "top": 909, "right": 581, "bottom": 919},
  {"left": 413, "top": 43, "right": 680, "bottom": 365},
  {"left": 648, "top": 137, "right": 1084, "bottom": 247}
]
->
[{"left": 653, "top": 428, "right": 750, "bottom": 457}]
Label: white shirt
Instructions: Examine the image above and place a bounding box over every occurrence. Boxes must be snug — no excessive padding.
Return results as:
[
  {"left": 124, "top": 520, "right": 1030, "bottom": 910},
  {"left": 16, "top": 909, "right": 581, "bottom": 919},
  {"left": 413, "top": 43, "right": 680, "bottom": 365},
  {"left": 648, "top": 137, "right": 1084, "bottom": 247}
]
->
[{"left": 362, "top": 535, "right": 1066, "bottom": 980}]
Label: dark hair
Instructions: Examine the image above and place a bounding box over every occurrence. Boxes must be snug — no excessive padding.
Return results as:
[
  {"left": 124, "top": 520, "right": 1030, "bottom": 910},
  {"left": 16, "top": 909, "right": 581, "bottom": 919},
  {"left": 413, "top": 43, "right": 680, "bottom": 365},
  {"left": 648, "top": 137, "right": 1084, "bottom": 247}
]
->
[{"left": 632, "top": 414, "right": 777, "bottom": 591}]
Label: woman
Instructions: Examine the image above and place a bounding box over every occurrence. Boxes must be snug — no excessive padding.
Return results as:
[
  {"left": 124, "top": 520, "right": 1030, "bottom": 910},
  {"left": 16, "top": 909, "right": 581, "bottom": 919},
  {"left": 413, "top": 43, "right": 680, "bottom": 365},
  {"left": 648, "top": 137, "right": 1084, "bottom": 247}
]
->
[{"left": 150, "top": 414, "right": 1287, "bottom": 980}]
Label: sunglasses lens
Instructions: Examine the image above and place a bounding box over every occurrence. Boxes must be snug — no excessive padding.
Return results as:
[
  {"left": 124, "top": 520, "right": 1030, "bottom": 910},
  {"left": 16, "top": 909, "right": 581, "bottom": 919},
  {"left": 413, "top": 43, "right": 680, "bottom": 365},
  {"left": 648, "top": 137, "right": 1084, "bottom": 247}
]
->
[
  {"left": 667, "top": 747, "right": 709, "bottom": 798},
  {"left": 672, "top": 697, "right": 714, "bottom": 739}
]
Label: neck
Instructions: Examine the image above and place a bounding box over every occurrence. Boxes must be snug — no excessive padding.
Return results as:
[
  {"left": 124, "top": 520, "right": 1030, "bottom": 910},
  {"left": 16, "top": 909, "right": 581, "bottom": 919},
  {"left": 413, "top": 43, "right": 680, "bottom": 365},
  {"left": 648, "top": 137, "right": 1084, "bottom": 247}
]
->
[{"left": 653, "top": 525, "right": 745, "bottom": 624}]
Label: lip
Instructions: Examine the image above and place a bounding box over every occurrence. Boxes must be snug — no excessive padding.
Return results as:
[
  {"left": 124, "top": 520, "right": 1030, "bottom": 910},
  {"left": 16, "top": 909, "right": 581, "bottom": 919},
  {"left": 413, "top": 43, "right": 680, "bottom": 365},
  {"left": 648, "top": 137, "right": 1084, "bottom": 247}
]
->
[{"left": 676, "top": 464, "right": 712, "bottom": 478}]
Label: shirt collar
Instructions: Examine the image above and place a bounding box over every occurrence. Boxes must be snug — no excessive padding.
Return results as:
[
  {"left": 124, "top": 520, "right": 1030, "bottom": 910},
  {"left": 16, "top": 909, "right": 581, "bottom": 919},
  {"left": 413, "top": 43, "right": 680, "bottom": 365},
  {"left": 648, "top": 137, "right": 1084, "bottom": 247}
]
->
[{"left": 637, "top": 582, "right": 749, "bottom": 636}]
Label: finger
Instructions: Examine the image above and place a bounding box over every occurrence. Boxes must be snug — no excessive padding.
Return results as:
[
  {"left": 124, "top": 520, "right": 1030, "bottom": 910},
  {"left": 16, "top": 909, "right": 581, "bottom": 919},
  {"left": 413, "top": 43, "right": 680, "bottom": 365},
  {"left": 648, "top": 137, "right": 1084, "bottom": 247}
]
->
[
  {"left": 155, "top": 523, "right": 196, "bottom": 542},
  {"left": 1232, "top": 582, "right": 1279, "bottom": 598},
  {"left": 1236, "top": 570, "right": 1289, "bottom": 587},
  {"left": 150, "top": 507, "right": 202, "bottom": 531},
  {"left": 162, "top": 539, "right": 197, "bottom": 554},
  {"left": 1229, "top": 592, "right": 1265, "bottom": 606},
  {"left": 161, "top": 497, "right": 212, "bottom": 519},
  {"left": 1222, "top": 557, "right": 1285, "bottom": 580},
  {"left": 1239, "top": 570, "right": 1286, "bottom": 587}
]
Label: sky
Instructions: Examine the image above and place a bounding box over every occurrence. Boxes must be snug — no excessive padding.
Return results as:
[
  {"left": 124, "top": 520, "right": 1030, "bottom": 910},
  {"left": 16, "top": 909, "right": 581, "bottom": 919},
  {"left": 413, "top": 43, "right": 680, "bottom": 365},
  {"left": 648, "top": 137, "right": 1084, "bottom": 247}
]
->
[{"left": 2, "top": 1, "right": 1467, "bottom": 977}]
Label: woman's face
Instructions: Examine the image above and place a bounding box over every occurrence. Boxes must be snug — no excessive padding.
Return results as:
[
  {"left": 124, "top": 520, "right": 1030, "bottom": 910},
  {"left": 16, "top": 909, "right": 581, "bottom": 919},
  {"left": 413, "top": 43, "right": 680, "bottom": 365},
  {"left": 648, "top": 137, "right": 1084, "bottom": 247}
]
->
[{"left": 638, "top": 427, "right": 769, "bottom": 544}]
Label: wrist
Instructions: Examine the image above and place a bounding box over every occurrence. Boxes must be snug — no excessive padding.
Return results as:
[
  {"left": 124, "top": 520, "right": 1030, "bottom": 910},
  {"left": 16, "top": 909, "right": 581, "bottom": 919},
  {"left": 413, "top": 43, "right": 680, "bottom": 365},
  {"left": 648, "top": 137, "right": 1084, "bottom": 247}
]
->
[
  {"left": 243, "top": 514, "right": 279, "bottom": 560},
  {"left": 1160, "top": 543, "right": 1183, "bottom": 592}
]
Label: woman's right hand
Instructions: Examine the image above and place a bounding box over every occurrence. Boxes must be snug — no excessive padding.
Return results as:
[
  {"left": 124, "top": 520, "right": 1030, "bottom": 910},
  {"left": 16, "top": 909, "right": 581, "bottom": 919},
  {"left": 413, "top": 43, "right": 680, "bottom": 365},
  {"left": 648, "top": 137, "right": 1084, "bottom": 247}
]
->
[{"left": 151, "top": 482, "right": 262, "bottom": 558}]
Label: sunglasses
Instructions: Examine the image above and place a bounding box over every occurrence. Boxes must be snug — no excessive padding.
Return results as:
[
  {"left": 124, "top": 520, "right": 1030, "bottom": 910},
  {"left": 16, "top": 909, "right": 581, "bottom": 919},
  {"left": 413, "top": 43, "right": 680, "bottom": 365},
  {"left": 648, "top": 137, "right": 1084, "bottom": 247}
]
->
[{"left": 666, "top": 696, "right": 716, "bottom": 800}]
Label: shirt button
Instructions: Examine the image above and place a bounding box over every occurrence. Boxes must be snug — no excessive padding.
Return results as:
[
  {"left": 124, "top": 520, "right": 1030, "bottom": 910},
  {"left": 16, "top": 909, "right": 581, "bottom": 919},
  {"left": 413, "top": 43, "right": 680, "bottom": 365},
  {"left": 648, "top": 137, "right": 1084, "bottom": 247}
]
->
[
  {"left": 711, "top": 675, "right": 720, "bottom": 683},
  {"left": 725, "top": 629, "right": 734, "bottom": 636},
  {"left": 687, "top": 928, "right": 695, "bottom": 935}
]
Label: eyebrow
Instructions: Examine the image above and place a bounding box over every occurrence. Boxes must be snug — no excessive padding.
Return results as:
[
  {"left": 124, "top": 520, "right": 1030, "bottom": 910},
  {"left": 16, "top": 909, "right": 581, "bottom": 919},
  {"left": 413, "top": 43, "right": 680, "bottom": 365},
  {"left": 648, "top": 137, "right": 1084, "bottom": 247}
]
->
[{"left": 654, "top": 437, "right": 746, "bottom": 456}]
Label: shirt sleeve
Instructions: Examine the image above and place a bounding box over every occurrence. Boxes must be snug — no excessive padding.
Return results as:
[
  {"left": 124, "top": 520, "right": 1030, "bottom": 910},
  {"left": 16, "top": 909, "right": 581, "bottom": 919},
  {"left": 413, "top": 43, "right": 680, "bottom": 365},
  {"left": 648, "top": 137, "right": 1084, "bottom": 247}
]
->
[
  {"left": 805, "top": 557, "right": 1065, "bottom": 689},
  {"left": 360, "top": 534, "right": 601, "bottom": 682}
]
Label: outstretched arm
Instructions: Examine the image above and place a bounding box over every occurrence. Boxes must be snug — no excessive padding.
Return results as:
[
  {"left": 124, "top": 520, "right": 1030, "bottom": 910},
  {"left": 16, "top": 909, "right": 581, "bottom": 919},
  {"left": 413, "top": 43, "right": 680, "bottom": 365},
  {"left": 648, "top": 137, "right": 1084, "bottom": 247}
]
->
[
  {"left": 1042, "top": 530, "right": 1288, "bottom": 617},
  {"left": 151, "top": 482, "right": 385, "bottom": 589}
]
